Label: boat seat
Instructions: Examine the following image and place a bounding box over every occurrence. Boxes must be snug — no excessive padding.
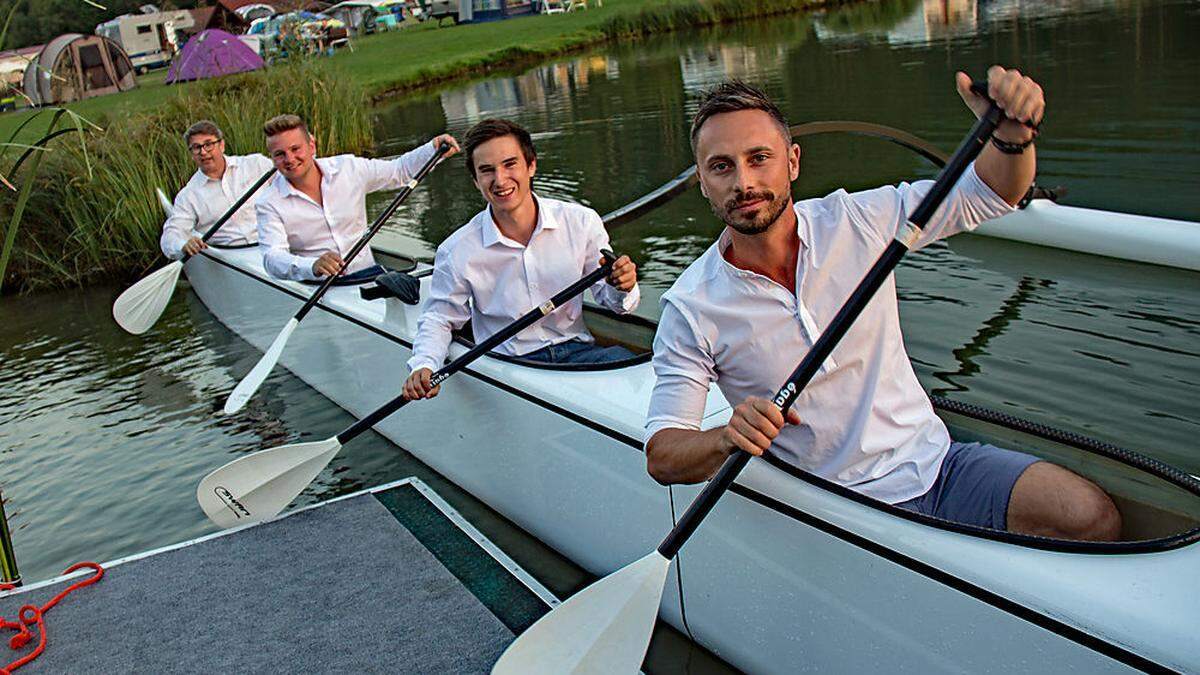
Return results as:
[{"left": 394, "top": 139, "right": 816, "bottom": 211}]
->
[{"left": 361, "top": 271, "right": 421, "bottom": 304}]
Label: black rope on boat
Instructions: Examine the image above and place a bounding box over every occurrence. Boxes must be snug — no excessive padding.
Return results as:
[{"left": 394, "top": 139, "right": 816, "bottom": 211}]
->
[{"left": 931, "top": 395, "right": 1200, "bottom": 497}]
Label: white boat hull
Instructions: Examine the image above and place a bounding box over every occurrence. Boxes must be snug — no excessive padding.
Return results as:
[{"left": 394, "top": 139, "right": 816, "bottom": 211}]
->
[{"left": 187, "top": 248, "right": 1199, "bottom": 673}]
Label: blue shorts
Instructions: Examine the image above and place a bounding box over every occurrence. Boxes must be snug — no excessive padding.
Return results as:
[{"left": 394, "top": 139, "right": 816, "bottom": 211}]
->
[
  {"left": 895, "top": 441, "right": 1040, "bottom": 530},
  {"left": 520, "top": 339, "right": 635, "bottom": 365}
]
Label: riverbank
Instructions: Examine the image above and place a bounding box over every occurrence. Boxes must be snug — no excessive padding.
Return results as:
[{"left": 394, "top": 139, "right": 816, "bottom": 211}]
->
[{"left": 0, "top": 0, "right": 842, "bottom": 292}]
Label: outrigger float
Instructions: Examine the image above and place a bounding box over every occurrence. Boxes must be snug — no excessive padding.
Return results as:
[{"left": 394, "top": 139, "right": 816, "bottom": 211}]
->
[{"left": 171, "top": 122, "right": 1199, "bottom": 672}]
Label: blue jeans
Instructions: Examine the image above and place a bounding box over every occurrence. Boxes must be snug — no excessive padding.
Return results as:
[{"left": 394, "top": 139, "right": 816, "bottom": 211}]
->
[{"left": 520, "top": 339, "right": 635, "bottom": 365}]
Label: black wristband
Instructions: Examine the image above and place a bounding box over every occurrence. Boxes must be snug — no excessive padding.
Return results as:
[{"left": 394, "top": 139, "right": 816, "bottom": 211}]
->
[
  {"left": 991, "top": 117, "right": 1041, "bottom": 154},
  {"left": 990, "top": 136, "right": 1035, "bottom": 154}
]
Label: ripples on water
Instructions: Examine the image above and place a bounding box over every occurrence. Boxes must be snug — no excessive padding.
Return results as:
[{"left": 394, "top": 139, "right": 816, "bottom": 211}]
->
[{"left": 2, "top": 0, "right": 1198, "bottom": 583}]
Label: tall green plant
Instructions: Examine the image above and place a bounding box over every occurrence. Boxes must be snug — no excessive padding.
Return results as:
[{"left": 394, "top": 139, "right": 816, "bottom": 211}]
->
[
  {"left": 15, "top": 58, "right": 373, "bottom": 291},
  {"left": 0, "top": 0, "right": 98, "bottom": 293}
]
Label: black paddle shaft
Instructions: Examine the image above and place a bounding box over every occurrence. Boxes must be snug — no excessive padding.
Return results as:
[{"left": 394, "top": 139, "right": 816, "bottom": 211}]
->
[
  {"left": 657, "top": 102, "right": 1004, "bottom": 560},
  {"left": 336, "top": 251, "right": 620, "bottom": 444},
  {"left": 293, "top": 142, "right": 451, "bottom": 321},
  {"left": 181, "top": 168, "right": 277, "bottom": 264}
]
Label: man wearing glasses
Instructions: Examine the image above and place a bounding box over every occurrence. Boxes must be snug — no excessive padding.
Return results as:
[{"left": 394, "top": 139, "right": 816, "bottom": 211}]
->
[{"left": 160, "top": 120, "right": 275, "bottom": 259}]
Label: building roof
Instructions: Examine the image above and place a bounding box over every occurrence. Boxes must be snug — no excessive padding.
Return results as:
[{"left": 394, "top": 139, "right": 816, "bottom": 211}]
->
[{"left": 0, "top": 45, "right": 43, "bottom": 60}]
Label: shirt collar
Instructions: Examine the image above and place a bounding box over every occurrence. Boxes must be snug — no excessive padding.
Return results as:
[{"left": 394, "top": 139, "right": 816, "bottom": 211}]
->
[
  {"left": 192, "top": 153, "right": 237, "bottom": 185},
  {"left": 274, "top": 156, "right": 335, "bottom": 200},
  {"left": 714, "top": 203, "right": 807, "bottom": 279},
  {"left": 480, "top": 193, "right": 557, "bottom": 249}
]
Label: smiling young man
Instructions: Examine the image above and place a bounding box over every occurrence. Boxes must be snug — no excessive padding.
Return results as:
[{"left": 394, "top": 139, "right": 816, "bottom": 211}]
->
[
  {"left": 644, "top": 70, "right": 1122, "bottom": 541},
  {"left": 254, "top": 114, "right": 459, "bottom": 281},
  {"left": 160, "top": 120, "right": 274, "bottom": 259},
  {"left": 403, "top": 119, "right": 639, "bottom": 400}
]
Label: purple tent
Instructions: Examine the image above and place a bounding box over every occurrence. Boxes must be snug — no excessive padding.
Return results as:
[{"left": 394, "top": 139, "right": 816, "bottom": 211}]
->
[{"left": 165, "top": 29, "right": 264, "bottom": 84}]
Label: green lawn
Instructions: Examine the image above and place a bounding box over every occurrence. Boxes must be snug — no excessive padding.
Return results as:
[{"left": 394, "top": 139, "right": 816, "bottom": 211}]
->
[{"left": 0, "top": 0, "right": 816, "bottom": 146}]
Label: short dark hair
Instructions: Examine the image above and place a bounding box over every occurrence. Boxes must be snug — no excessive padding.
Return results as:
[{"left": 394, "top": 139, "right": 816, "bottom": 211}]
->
[
  {"left": 263, "top": 114, "right": 310, "bottom": 139},
  {"left": 689, "top": 81, "right": 790, "bottom": 152},
  {"left": 464, "top": 119, "right": 537, "bottom": 178},
  {"left": 184, "top": 120, "right": 223, "bottom": 145}
]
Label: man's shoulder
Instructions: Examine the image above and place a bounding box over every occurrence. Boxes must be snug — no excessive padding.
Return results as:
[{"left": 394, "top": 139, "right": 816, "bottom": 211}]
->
[
  {"left": 541, "top": 196, "right": 600, "bottom": 225},
  {"left": 434, "top": 213, "right": 487, "bottom": 263},
  {"left": 661, "top": 242, "right": 721, "bottom": 309}
]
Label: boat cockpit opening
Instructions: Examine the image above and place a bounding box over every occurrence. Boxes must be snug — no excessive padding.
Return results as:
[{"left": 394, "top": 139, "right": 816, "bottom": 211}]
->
[{"left": 451, "top": 303, "right": 655, "bottom": 371}]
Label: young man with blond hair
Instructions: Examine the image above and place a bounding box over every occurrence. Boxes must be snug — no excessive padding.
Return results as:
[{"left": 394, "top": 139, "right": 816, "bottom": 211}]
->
[
  {"left": 255, "top": 113, "right": 459, "bottom": 282},
  {"left": 161, "top": 120, "right": 273, "bottom": 259}
]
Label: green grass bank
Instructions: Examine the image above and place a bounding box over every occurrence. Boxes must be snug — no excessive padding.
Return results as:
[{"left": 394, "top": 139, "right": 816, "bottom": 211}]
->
[{"left": 1, "top": 0, "right": 843, "bottom": 292}]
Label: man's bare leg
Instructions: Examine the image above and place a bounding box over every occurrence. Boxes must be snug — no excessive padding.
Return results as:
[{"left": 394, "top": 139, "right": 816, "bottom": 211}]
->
[{"left": 1007, "top": 462, "right": 1122, "bottom": 541}]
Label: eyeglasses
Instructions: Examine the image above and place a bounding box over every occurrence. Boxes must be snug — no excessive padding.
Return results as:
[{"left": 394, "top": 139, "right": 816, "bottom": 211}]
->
[{"left": 189, "top": 139, "right": 222, "bottom": 155}]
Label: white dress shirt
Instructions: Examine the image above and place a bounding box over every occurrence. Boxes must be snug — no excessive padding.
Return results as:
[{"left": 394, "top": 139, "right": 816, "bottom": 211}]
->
[
  {"left": 407, "top": 195, "right": 640, "bottom": 373},
  {"left": 255, "top": 142, "right": 437, "bottom": 281},
  {"left": 646, "top": 164, "right": 1014, "bottom": 504},
  {"left": 160, "top": 153, "right": 275, "bottom": 260}
]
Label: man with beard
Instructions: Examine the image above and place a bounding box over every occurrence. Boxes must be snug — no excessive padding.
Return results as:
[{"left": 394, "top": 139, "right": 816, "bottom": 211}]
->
[
  {"left": 644, "top": 71, "right": 1122, "bottom": 541},
  {"left": 403, "top": 119, "right": 639, "bottom": 401},
  {"left": 255, "top": 114, "right": 459, "bottom": 281},
  {"left": 161, "top": 120, "right": 273, "bottom": 259}
]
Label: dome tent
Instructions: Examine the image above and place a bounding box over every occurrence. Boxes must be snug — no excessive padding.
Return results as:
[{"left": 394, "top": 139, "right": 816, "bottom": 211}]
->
[
  {"left": 165, "top": 29, "right": 264, "bottom": 84},
  {"left": 22, "top": 33, "right": 137, "bottom": 105}
]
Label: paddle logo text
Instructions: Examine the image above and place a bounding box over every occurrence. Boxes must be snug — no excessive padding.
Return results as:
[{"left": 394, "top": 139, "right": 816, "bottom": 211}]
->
[
  {"left": 774, "top": 382, "right": 797, "bottom": 408},
  {"left": 214, "top": 486, "right": 252, "bottom": 519}
]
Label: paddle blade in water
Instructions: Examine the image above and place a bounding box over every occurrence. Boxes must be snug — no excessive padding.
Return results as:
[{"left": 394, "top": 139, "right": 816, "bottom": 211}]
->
[
  {"left": 492, "top": 550, "right": 671, "bottom": 675},
  {"left": 224, "top": 317, "right": 300, "bottom": 414},
  {"left": 112, "top": 260, "right": 184, "bottom": 335},
  {"left": 156, "top": 187, "right": 175, "bottom": 216},
  {"left": 197, "top": 436, "right": 342, "bottom": 529}
]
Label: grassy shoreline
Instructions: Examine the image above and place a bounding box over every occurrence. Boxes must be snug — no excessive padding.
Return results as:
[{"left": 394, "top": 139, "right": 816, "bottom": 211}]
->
[{"left": 1, "top": 0, "right": 842, "bottom": 292}]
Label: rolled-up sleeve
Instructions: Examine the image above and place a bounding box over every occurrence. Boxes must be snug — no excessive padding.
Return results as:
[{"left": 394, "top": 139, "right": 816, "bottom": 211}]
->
[
  {"left": 848, "top": 162, "right": 1015, "bottom": 250},
  {"left": 257, "top": 198, "right": 319, "bottom": 281},
  {"left": 645, "top": 300, "right": 715, "bottom": 444},
  {"left": 160, "top": 191, "right": 199, "bottom": 260},
  {"left": 360, "top": 141, "right": 438, "bottom": 194},
  {"left": 408, "top": 245, "right": 472, "bottom": 374},
  {"left": 583, "top": 210, "right": 639, "bottom": 314}
]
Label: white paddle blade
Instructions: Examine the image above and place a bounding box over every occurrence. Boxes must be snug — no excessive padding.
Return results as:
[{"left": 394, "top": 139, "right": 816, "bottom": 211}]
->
[
  {"left": 223, "top": 317, "right": 300, "bottom": 414},
  {"left": 197, "top": 436, "right": 342, "bottom": 528},
  {"left": 156, "top": 187, "right": 175, "bottom": 216},
  {"left": 493, "top": 551, "right": 671, "bottom": 675},
  {"left": 112, "top": 260, "right": 184, "bottom": 335}
]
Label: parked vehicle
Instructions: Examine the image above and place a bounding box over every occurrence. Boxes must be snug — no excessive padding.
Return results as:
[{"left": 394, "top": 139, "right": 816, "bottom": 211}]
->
[{"left": 95, "top": 9, "right": 194, "bottom": 73}]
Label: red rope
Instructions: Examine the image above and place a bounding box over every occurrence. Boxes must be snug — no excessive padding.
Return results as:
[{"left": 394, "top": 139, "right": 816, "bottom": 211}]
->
[{"left": 0, "top": 562, "right": 104, "bottom": 675}]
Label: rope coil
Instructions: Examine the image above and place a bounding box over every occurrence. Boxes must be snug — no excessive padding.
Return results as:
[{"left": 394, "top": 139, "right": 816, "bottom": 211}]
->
[{"left": 1, "top": 562, "right": 103, "bottom": 674}]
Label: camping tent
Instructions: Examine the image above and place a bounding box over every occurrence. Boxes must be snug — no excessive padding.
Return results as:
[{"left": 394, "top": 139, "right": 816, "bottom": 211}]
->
[
  {"left": 21, "top": 33, "right": 137, "bottom": 105},
  {"left": 165, "top": 29, "right": 264, "bottom": 84}
]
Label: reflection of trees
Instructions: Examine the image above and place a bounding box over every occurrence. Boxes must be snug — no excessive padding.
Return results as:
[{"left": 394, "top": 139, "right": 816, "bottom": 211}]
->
[
  {"left": 930, "top": 276, "right": 1053, "bottom": 396},
  {"left": 819, "top": 0, "right": 921, "bottom": 35}
]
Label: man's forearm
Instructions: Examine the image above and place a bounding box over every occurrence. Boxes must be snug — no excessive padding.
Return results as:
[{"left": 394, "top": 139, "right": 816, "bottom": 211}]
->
[
  {"left": 974, "top": 142, "right": 1036, "bottom": 206},
  {"left": 646, "top": 427, "right": 732, "bottom": 485}
]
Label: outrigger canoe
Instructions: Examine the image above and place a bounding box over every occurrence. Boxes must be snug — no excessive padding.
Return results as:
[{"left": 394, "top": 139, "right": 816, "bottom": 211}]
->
[
  {"left": 181, "top": 123, "right": 1200, "bottom": 672},
  {"left": 185, "top": 253, "right": 1199, "bottom": 673}
]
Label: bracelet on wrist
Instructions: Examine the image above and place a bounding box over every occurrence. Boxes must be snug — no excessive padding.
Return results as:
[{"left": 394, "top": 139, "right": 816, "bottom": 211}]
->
[{"left": 991, "top": 118, "right": 1042, "bottom": 155}]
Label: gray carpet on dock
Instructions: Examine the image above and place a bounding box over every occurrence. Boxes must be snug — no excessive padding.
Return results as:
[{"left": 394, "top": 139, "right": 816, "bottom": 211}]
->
[{"left": 0, "top": 494, "right": 515, "bottom": 673}]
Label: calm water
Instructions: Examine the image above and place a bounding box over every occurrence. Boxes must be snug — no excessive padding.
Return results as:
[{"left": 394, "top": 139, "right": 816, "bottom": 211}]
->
[{"left": 1, "top": 0, "right": 1198, "bottom": 626}]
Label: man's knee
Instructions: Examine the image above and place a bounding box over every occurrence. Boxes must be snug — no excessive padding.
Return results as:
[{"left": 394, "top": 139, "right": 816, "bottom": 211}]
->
[{"left": 1010, "top": 462, "right": 1122, "bottom": 541}]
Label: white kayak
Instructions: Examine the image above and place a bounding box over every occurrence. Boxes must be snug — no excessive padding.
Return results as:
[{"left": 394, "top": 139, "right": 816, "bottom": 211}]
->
[{"left": 184, "top": 239, "right": 1200, "bottom": 673}]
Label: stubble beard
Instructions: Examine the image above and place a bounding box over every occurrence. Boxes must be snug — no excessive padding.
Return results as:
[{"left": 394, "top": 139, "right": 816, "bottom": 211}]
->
[{"left": 715, "top": 188, "right": 791, "bottom": 236}]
